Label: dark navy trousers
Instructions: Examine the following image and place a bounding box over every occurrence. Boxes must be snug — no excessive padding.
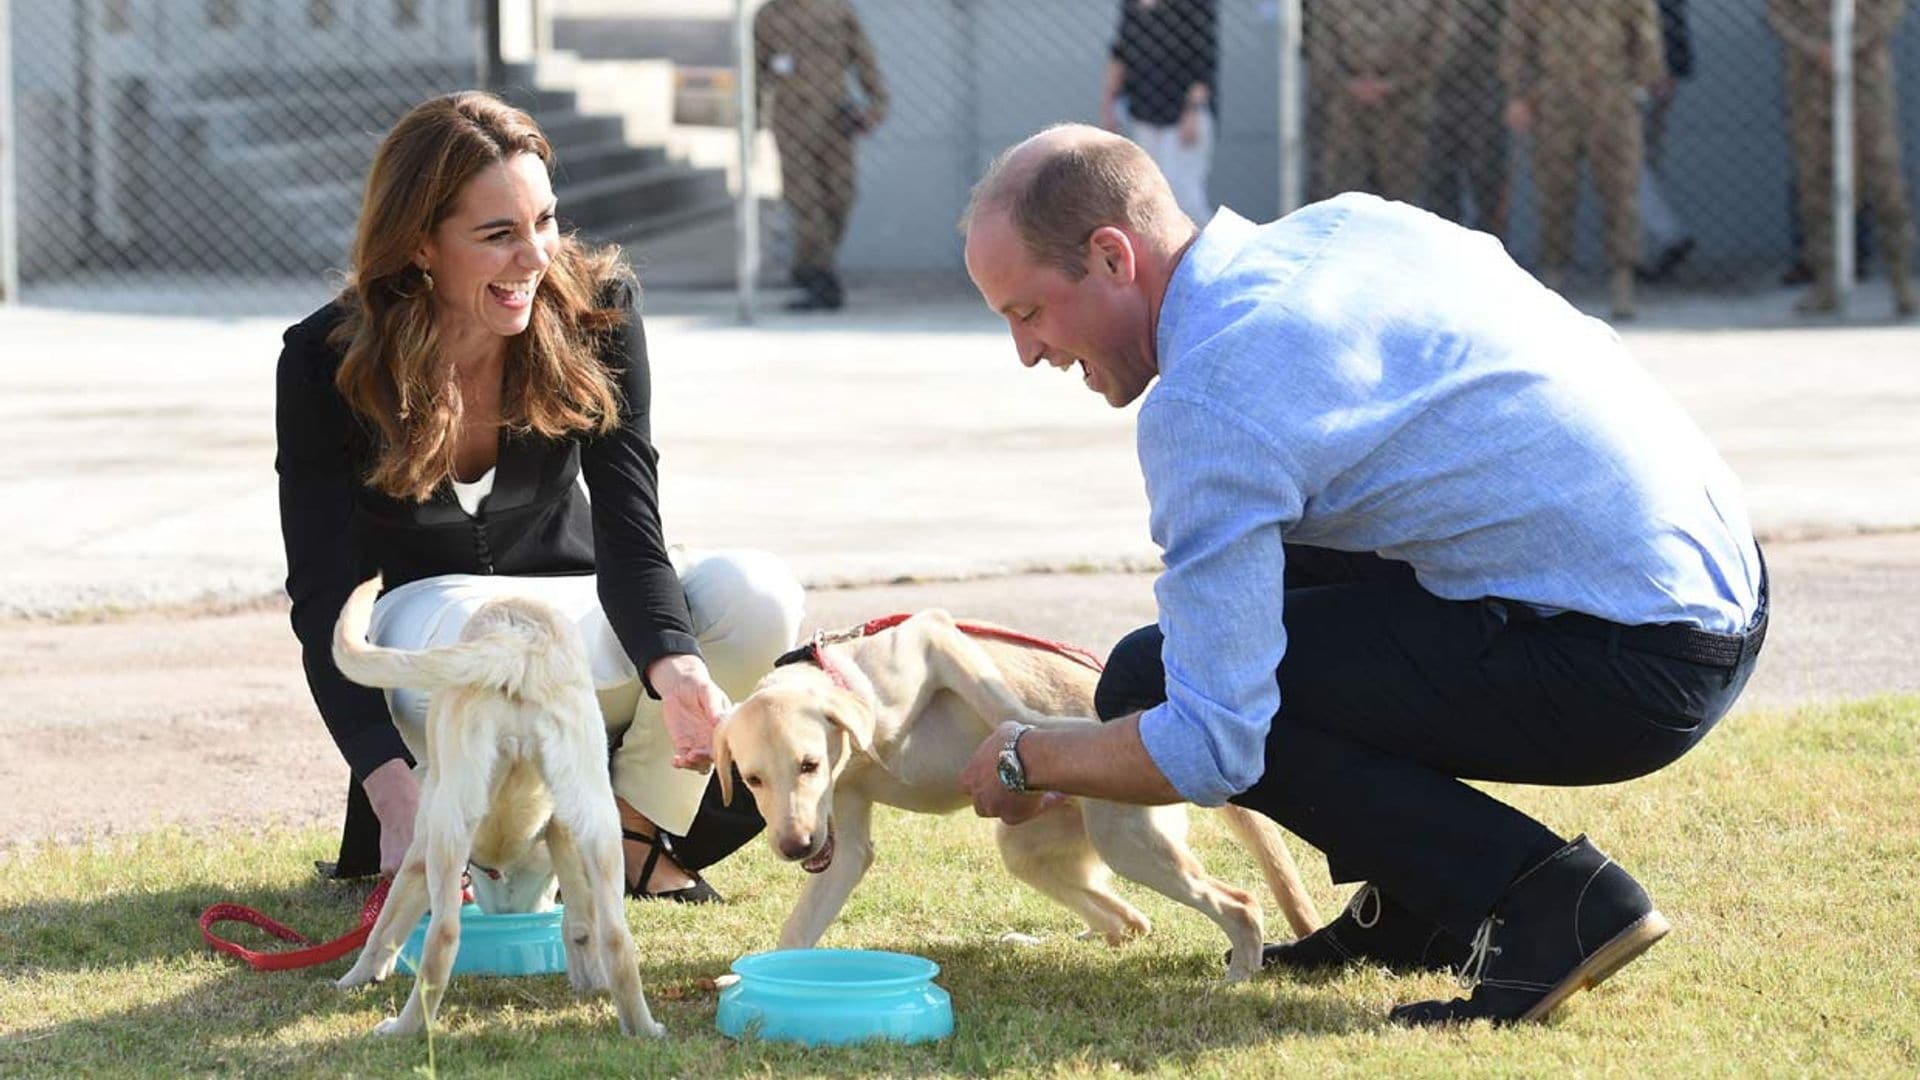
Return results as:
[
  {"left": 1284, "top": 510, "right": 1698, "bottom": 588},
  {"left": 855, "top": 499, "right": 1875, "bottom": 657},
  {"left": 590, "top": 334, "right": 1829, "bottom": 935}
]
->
[{"left": 1094, "top": 546, "right": 1765, "bottom": 939}]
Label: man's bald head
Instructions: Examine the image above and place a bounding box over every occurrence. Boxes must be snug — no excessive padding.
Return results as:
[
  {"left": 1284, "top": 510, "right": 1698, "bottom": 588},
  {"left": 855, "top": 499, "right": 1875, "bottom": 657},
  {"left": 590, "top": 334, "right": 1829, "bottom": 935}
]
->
[{"left": 962, "top": 123, "right": 1190, "bottom": 281}]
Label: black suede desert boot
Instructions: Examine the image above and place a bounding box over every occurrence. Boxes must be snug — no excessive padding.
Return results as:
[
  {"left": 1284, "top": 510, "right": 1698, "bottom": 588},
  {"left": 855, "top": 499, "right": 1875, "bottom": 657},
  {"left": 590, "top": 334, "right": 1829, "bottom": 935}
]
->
[
  {"left": 1389, "top": 835, "right": 1670, "bottom": 1026},
  {"left": 1252, "top": 883, "right": 1470, "bottom": 974}
]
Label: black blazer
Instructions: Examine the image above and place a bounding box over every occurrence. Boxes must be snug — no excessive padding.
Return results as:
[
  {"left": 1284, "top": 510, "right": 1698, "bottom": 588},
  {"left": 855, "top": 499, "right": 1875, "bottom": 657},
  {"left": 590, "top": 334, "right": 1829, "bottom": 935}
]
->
[{"left": 274, "top": 281, "right": 698, "bottom": 781}]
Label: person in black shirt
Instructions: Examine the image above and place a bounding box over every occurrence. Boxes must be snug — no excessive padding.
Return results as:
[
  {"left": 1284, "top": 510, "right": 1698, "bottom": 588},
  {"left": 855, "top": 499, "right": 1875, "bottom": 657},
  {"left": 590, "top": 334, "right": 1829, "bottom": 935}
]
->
[
  {"left": 276, "top": 92, "right": 803, "bottom": 899},
  {"left": 1101, "top": 0, "right": 1218, "bottom": 222}
]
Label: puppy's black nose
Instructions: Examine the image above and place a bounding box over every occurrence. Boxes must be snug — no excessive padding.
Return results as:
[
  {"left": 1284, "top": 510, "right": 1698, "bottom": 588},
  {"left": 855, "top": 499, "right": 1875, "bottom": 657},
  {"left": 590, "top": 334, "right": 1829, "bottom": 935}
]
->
[{"left": 776, "top": 834, "right": 814, "bottom": 860}]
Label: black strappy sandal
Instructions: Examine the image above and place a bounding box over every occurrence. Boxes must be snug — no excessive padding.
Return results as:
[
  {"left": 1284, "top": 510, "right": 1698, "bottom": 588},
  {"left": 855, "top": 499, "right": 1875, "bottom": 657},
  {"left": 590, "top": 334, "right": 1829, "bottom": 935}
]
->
[{"left": 622, "top": 828, "right": 723, "bottom": 904}]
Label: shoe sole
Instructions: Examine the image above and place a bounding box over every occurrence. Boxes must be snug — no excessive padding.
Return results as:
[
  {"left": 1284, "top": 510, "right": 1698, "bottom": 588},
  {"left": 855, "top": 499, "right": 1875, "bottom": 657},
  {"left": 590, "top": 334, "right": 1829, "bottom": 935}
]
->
[{"left": 1519, "top": 909, "right": 1671, "bottom": 1023}]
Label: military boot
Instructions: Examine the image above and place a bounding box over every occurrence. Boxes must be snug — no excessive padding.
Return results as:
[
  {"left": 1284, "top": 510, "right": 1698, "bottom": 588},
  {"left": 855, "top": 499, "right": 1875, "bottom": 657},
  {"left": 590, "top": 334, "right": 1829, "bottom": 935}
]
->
[
  {"left": 1890, "top": 253, "right": 1917, "bottom": 317},
  {"left": 1389, "top": 835, "right": 1669, "bottom": 1027},
  {"left": 1794, "top": 276, "right": 1840, "bottom": 315},
  {"left": 1609, "top": 267, "right": 1636, "bottom": 320}
]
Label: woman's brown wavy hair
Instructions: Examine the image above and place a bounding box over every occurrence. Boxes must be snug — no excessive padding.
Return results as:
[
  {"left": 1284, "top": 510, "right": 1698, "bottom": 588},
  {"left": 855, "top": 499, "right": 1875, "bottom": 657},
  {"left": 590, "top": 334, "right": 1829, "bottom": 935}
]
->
[{"left": 329, "top": 91, "right": 629, "bottom": 503}]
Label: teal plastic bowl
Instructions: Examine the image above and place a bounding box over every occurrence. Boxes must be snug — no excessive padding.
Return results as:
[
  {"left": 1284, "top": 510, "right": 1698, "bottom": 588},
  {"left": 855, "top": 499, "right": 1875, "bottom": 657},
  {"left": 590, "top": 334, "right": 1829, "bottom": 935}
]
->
[
  {"left": 716, "top": 949, "right": 953, "bottom": 1046},
  {"left": 396, "top": 903, "right": 567, "bottom": 977}
]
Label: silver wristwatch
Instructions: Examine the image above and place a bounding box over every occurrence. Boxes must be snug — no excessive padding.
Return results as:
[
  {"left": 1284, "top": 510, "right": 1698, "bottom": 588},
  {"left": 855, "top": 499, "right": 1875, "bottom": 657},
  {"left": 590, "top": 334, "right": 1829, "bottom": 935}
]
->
[{"left": 995, "top": 723, "right": 1035, "bottom": 793}]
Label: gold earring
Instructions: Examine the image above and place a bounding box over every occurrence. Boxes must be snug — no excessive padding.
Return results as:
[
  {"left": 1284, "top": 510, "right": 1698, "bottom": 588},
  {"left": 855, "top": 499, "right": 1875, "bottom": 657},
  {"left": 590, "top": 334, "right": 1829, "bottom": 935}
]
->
[{"left": 420, "top": 267, "right": 435, "bottom": 293}]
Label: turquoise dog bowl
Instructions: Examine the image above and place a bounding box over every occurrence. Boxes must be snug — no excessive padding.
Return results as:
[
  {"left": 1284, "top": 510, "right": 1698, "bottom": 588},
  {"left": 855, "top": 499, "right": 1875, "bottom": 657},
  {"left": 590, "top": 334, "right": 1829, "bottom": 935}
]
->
[
  {"left": 396, "top": 903, "right": 567, "bottom": 977},
  {"left": 716, "top": 949, "right": 953, "bottom": 1046}
]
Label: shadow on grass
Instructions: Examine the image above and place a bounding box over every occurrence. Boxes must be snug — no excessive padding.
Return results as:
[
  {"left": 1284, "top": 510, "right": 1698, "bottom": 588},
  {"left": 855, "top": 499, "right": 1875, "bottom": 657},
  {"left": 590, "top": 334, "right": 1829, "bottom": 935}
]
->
[{"left": 3, "top": 870, "right": 1386, "bottom": 1074}]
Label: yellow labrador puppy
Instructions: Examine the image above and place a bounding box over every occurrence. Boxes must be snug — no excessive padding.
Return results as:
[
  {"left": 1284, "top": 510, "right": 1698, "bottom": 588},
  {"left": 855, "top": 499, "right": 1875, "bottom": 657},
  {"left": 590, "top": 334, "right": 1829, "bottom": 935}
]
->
[
  {"left": 713, "top": 610, "right": 1320, "bottom": 982},
  {"left": 329, "top": 577, "right": 663, "bottom": 1038}
]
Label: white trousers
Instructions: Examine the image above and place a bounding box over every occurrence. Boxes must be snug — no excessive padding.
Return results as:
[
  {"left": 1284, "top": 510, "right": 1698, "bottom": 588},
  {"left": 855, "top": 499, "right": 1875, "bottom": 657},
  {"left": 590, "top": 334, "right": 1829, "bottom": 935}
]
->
[
  {"left": 368, "top": 547, "right": 806, "bottom": 835},
  {"left": 1131, "top": 110, "right": 1214, "bottom": 224}
]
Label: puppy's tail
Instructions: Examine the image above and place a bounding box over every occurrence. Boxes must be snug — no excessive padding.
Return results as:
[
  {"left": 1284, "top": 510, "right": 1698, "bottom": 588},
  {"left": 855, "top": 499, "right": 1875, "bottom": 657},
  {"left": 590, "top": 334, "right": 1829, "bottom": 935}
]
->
[
  {"left": 1218, "top": 804, "right": 1322, "bottom": 939},
  {"left": 331, "top": 576, "right": 571, "bottom": 698}
]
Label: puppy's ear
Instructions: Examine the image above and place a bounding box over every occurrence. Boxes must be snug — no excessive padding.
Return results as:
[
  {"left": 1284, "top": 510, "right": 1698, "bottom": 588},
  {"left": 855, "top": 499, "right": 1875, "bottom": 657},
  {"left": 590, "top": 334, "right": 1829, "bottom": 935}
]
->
[
  {"left": 822, "top": 688, "right": 876, "bottom": 757},
  {"left": 712, "top": 710, "right": 736, "bottom": 806}
]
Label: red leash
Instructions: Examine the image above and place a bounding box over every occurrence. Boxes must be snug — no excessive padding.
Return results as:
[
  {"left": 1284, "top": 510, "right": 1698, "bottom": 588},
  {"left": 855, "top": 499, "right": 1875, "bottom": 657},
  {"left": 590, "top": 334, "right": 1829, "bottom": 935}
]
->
[
  {"left": 857, "top": 614, "right": 1106, "bottom": 673},
  {"left": 789, "top": 613, "right": 1106, "bottom": 694},
  {"left": 199, "top": 877, "right": 390, "bottom": 972}
]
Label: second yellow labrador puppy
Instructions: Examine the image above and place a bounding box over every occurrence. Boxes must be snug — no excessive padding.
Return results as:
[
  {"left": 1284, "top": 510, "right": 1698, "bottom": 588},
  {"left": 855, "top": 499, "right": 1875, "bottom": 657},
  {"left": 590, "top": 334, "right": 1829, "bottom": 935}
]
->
[{"left": 713, "top": 610, "right": 1320, "bottom": 982}]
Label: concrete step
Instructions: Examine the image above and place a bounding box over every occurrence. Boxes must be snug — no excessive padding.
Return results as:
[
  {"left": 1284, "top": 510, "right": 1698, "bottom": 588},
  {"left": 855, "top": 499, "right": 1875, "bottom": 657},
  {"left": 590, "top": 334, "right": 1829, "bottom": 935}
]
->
[
  {"left": 208, "top": 131, "right": 378, "bottom": 187},
  {"left": 183, "top": 62, "right": 475, "bottom": 100},
  {"left": 603, "top": 201, "right": 757, "bottom": 289},
  {"left": 548, "top": 16, "right": 736, "bottom": 67},
  {"left": 536, "top": 110, "right": 629, "bottom": 150},
  {"left": 163, "top": 92, "right": 417, "bottom": 145},
  {"left": 592, "top": 195, "right": 737, "bottom": 247},
  {"left": 493, "top": 84, "right": 583, "bottom": 116},
  {"left": 557, "top": 163, "right": 730, "bottom": 233},
  {"left": 552, "top": 138, "right": 671, "bottom": 184}
]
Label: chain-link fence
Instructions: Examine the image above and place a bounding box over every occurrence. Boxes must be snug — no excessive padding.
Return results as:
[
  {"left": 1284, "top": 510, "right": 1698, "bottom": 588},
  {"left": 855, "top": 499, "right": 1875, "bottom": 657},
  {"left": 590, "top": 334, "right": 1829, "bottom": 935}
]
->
[
  {"left": 6, "top": 0, "right": 1920, "bottom": 319},
  {"left": 729, "top": 0, "right": 1289, "bottom": 311},
  {"left": 3, "top": 0, "right": 488, "bottom": 313},
  {"left": 1303, "top": 0, "right": 1919, "bottom": 318}
]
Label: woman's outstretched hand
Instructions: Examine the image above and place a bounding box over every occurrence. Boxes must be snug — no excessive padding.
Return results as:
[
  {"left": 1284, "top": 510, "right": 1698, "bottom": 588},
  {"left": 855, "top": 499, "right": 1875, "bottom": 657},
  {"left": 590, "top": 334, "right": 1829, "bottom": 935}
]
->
[{"left": 647, "top": 653, "right": 731, "bottom": 771}]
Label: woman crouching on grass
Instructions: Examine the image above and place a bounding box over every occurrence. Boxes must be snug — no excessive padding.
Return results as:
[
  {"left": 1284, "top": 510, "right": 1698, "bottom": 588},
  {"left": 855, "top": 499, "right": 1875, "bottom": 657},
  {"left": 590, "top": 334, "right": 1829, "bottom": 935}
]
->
[{"left": 275, "top": 90, "right": 801, "bottom": 901}]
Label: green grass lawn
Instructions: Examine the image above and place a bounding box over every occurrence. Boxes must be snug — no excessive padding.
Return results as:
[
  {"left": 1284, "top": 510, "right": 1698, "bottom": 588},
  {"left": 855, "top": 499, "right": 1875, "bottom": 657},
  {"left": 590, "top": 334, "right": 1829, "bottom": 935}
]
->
[{"left": 3, "top": 696, "right": 1916, "bottom": 1078}]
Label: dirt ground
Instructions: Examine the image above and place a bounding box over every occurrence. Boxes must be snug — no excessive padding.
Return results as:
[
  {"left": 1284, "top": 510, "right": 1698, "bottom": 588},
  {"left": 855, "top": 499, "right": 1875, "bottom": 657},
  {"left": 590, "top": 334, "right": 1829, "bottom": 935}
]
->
[{"left": 4, "top": 531, "right": 1916, "bottom": 858}]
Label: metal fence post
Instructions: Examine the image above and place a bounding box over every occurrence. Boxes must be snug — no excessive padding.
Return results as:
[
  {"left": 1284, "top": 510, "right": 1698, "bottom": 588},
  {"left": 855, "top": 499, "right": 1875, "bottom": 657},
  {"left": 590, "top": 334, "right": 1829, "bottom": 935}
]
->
[
  {"left": 0, "top": 0, "right": 18, "bottom": 306},
  {"left": 734, "top": 0, "right": 759, "bottom": 325},
  {"left": 479, "top": 0, "right": 503, "bottom": 92},
  {"left": 1832, "top": 0, "right": 1856, "bottom": 311},
  {"left": 1277, "top": 0, "right": 1304, "bottom": 217}
]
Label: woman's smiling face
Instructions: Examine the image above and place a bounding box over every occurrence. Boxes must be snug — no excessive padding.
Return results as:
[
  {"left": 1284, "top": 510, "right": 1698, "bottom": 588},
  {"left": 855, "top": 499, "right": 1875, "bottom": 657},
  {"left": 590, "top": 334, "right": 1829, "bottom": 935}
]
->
[{"left": 417, "top": 152, "right": 560, "bottom": 343}]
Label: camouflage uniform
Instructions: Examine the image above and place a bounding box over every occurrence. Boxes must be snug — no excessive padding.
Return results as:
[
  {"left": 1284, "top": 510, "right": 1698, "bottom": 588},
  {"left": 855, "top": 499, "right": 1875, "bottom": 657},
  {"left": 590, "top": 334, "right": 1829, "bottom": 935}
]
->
[
  {"left": 1431, "top": 0, "right": 1510, "bottom": 236},
  {"left": 1768, "top": 0, "right": 1915, "bottom": 314},
  {"left": 1501, "top": 0, "right": 1664, "bottom": 311},
  {"left": 1312, "top": 0, "right": 1454, "bottom": 205},
  {"left": 754, "top": 0, "right": 889, "bottom": 309}
]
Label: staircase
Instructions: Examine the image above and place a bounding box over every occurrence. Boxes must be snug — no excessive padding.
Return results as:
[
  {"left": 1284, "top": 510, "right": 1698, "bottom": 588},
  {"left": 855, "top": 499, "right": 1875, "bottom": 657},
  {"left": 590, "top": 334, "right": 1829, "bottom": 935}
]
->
[{"left": 154, "top": 56, "right": 731, "bottom": 277}]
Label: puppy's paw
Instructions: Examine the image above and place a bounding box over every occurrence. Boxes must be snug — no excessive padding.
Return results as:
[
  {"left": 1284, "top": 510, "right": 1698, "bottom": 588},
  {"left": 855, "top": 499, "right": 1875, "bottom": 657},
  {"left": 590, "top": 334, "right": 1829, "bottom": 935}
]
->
[
  {"left": 335, "top": 967, "right": 377, "bottom": 991},
  {"left": 623, "top": 1017, "right": 667, "bottom": 1039},
  {"left": 372, "top": 1015, "right": 419, "bottom": 1038}
]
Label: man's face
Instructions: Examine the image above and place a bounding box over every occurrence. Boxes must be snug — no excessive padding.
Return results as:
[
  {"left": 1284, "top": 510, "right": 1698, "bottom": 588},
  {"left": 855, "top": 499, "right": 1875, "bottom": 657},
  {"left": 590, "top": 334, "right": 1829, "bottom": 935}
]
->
[{"left": 964, "top": 211, "right": 1156, "bottom": 408}]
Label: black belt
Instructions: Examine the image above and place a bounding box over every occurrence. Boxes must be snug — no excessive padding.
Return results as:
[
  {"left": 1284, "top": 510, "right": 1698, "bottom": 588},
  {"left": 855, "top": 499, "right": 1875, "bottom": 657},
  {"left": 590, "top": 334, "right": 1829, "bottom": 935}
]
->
[
  {"left": 1540, "top": 604, "right": 1766, "bottom": 668},
  {"left": 1512, "top": 552, "right": 1769, "bottom": 670}
]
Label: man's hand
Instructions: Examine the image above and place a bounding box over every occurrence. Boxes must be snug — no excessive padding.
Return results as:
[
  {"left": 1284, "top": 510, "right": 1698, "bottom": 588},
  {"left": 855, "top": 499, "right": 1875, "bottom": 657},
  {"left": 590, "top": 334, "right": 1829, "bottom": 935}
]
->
[
  {"left": 1178, "top": 107, "right": 1202, "bottom": 147},
  {"left": 1100, "top": 99, "right": 1122, "bottom": 133},
  {"left": 958, "top": 720, "right": 1069, "bottom": 825},
  {"left": 362, "top": 757, "right": 420, "bottom": 875},
  {"left": 647, "top": 653, "right": 731, "bottom": 770}
]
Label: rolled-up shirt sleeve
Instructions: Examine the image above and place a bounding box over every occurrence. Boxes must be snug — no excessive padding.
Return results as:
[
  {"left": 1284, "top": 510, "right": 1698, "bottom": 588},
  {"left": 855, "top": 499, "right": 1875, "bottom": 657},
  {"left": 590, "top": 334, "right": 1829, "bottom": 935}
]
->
[
  {"left": 577, "top": 287, "right": 701, "bottom": 694},
  {"left": 1134, "top": 392, "right": 1302, "bottom": 806}
]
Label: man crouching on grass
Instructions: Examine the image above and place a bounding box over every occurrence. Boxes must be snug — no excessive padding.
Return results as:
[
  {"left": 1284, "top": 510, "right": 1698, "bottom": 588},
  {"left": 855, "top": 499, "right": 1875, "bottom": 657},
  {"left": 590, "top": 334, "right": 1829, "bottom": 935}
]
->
[{"left": 954, "top": 123, "right": 1766, "bottom": 1026}]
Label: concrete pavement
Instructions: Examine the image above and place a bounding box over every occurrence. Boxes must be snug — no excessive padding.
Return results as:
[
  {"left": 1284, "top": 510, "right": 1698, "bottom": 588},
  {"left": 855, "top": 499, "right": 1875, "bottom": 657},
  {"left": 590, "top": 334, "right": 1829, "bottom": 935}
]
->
[{"left": 2, "top": 282, "right": 1917, "bottom": 618}]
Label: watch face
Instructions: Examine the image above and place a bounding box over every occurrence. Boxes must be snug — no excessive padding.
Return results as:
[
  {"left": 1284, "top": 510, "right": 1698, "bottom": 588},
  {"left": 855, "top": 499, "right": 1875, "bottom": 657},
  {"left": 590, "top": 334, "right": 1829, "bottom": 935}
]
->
[{"left": 996, "top": 750, "right": 1024, "bottom": 792}]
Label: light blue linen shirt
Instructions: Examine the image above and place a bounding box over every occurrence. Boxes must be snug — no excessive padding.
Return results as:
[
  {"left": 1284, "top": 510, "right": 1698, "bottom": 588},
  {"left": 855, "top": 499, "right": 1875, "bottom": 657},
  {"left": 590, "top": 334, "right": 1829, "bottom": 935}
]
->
[{"left": 1135, "top": 195, "right": 1763, "bottom": 806}]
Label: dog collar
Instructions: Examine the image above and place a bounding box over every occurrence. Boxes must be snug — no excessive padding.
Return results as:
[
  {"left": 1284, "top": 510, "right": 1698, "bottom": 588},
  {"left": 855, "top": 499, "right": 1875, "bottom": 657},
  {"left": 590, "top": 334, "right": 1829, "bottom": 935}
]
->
[{"left": 772, "top": 628, "right": 868, "bottom": 696}]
